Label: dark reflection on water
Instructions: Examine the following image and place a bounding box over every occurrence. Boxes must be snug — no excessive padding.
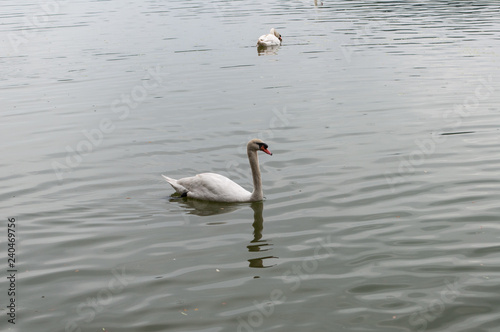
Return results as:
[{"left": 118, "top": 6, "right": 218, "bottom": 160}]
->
[
  {"left": 250, "top": 201, "right": 264, "bottom": 242},
  {"left": 248, "top": 202, "right": 277, "bottom": 268}
]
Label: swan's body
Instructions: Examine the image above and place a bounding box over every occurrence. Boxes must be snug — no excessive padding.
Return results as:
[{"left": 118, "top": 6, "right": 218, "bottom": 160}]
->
[
  {"left": 257, "top": 28, "right": 282, "bottom": 47},
  {"left": 163, "top": 139, "right": 272, "bottom": 203}
]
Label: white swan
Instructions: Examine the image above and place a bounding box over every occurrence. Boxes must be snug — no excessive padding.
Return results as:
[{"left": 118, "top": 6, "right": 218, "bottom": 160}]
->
[
  {"left": 162, "top": 139, "right": 272, "bottom": 203},
  {"left": 257, "top": 28, "right": 282, "bottom": 47}
]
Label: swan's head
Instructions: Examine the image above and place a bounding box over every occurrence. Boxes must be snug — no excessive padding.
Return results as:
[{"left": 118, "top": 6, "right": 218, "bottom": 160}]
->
[
  {"left": 270, "top": 28, "right": 282, "bottom": 42},
  {"left": 248, "top": 138, "right": 273, "bottom": 155}
]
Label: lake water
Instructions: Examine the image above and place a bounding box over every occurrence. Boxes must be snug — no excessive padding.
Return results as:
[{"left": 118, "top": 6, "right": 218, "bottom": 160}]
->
[{"left": 2, "top": 1, "right": 500, "bottom": 331}]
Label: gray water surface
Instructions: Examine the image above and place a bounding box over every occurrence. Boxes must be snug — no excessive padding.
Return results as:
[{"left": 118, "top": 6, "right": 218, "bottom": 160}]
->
[{"left": 2, "top": 1, "right": 500, "bottom": 331}]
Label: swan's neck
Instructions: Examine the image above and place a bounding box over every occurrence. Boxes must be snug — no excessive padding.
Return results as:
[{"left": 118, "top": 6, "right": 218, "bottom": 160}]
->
[{"left": 248, "top": 149, "right": 263, "bottom": 201}]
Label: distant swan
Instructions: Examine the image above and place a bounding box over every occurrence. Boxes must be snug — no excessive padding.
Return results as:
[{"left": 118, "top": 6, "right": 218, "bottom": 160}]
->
[
  {"left": 163, "top": 139, "right": 272, "bottom": 203},
  {"left": 257, "top": 28, "right": 282, "bottom": 47}
]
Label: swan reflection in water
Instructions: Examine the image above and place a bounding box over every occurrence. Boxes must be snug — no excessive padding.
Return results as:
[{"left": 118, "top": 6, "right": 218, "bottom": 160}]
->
[
  {"left": 169, "top": 196, "right": 241, "bottom": 217},
  {"left": 257, "top": 44, "right": 280, "bottom": 56},
  {"left": 247, "top": 202, "right": 277, "bottom": 268},
  {"left": 169, "top": 198, "right": 277, "bottom": 268}
]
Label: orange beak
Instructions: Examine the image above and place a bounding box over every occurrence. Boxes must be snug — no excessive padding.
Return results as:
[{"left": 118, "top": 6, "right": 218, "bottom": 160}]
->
[{"left": 260, "top": 146, "right": 272, "bottom": 155}]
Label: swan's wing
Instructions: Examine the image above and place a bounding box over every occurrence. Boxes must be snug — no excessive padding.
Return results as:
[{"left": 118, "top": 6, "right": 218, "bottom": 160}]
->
[
  {"left": 257, "top": 34, "right": 281, "bottom": 46},
  {"left": 257, "top": 34, "right": 274, "bottom": 46},
  {"left": 178, "top": 173, "right": 252, "bottom": 202},
  {"left": 257, "top": 34, "right": 267, "bottom": 46}
]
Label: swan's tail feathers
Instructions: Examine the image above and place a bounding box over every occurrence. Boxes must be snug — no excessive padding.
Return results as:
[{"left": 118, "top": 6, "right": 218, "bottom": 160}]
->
[{"left": 162, "top": 175, "right": 188, "bottom": 196}]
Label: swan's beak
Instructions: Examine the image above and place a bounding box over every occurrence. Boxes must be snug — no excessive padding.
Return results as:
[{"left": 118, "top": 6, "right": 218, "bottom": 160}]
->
[{"left": 260, "top": 146, "right": 272, "bottom": 155}]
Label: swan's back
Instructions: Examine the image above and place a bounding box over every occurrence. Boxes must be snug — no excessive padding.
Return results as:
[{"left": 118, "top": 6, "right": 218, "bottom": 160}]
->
[{"left": 177, "top": 173, "right": 252, "bottom": 202}]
